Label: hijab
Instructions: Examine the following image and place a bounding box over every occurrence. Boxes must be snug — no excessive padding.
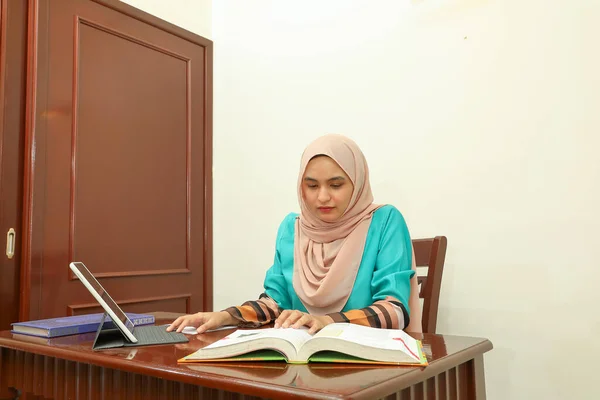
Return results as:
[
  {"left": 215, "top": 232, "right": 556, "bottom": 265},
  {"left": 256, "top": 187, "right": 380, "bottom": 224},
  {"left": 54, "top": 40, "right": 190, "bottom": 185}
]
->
[{"left": 292, "top": 134, "right": 381, "bottom": 314}]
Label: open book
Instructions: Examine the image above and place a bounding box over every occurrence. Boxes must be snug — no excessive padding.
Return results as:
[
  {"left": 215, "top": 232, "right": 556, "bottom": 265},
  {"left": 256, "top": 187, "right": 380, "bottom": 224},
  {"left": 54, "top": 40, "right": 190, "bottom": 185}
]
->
[{"left": 178, "top": 323, "right": 428, "bottom": 366}]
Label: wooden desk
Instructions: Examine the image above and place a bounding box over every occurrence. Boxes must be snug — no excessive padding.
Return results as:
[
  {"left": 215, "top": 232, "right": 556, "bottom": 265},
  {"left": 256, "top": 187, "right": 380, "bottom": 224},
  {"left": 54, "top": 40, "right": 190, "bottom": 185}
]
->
[{"left": 0, "top": 316, "right": 492, "bottom": 400}]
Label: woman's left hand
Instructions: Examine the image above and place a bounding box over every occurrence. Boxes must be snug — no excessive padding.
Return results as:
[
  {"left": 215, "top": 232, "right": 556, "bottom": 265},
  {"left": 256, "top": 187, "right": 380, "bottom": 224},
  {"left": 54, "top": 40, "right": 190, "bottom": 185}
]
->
[{"left": 274, "top": 310, "right": 333, "bottom": 334}]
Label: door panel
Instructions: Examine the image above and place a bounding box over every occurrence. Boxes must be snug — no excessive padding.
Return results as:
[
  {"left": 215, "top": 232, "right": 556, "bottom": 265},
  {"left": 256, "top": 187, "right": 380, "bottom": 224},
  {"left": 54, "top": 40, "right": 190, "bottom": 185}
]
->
[
  {"left": 0, "top": 0, "right": 27, "bottom": 330},
  {"left": 68, "top": 295, "right": 189, "bottom": 316},
  {"left": 21, "top": 0, "right": 212, "bottom": 320},
  {"left": 73, "top": 20, "right": 189, "bottom": 276}
]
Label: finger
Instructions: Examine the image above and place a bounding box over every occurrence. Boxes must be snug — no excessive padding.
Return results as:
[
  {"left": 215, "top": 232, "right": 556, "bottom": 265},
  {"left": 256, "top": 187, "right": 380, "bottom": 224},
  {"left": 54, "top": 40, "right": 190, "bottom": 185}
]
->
[
  {"left": 166, "top": 316, "right": 185, "bottom": 331},
  {"left": 282, "top": 311, "right": 304, "bottom": 328},
  {"left": 175, "top": 317, "right": 195, "bottom": 333},
  {"left": 280, "top": 315, "right": 295, "bottom": 328},
  {"left": 167, "top": 316, "right": 185, "bottom": 331},
  {"left": 274, "top": 311, "right": 292, "bottom": 328},
  {"left": 292, "top": 314, "right": 311, "bottom": 329},
  {"left": 307, "top": 319, "right": 324, "bottom": 334},
  {"left": 274, "top": 314, "right": 283, "bottom": 328},
  {"left": 196, "top": 319, "right": 219, "bottom": 334}
]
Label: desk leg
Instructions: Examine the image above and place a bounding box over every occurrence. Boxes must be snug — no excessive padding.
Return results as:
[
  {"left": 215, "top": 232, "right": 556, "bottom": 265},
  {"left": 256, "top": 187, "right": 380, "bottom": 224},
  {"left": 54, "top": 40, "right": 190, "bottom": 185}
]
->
[
  {"left": 393, "top": 356, "right": 487, "bottom": 400},
  {"left": 456, "top": 354, "right": 487, "bottom": 399},
  {"left": 473, "top": 354, "right": 487, "bottom": 399},
  {"left": 0, "top": 348, "right": 20, "bottom": 399}
]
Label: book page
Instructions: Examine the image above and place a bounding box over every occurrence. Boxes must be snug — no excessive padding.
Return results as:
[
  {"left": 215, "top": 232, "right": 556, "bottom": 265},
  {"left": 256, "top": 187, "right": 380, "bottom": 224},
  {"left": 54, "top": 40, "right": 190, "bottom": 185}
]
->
[
  {"left": 312, "top": 323, "right": 421, "bottom": 360},
  {"left": 203, "top": 327, "right": 313, "bottom": 354}
]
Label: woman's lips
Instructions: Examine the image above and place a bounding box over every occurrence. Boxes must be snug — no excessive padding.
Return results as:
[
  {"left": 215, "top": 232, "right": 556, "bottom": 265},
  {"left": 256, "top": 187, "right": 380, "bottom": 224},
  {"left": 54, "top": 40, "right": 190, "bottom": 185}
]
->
[{"left": 318, "top": 207, "right": 334, "bottom": 213}]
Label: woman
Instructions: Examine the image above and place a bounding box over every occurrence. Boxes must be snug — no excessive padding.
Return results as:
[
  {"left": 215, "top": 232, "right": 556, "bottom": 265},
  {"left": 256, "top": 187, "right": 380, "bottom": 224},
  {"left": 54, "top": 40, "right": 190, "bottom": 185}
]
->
[{"left": 168, "top": 134, "right": 415, "bottom": 335}]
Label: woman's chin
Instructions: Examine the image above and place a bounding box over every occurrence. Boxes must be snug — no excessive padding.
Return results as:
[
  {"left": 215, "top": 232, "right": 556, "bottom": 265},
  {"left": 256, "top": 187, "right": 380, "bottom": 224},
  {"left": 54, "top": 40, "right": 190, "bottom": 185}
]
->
[{"left": 316, "top": 212, "right": 339, "bottom": 222}]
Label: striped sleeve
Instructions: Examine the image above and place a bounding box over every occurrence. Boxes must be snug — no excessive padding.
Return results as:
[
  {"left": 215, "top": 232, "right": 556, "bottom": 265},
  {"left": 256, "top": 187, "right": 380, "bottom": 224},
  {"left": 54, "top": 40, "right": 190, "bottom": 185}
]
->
[
  {"left": 223, "top": 293, "right": 282, "bottom": 328},
  {"left": 326, "top": 296, "right": 410, "bottom": 330}
]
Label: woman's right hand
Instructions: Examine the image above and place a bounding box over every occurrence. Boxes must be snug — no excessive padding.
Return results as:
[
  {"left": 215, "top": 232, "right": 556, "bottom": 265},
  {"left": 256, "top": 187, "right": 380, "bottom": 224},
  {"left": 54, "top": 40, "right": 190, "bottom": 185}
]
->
[{"left": 166, "top": 311, "right": 235, "bottom": 334}]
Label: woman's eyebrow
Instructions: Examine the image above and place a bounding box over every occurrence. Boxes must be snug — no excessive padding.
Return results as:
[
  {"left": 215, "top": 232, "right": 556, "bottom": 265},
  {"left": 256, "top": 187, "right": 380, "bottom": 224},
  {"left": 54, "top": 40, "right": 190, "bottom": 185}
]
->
[{"left": 303, "top": 176, "right": 346, "bottom": 182}]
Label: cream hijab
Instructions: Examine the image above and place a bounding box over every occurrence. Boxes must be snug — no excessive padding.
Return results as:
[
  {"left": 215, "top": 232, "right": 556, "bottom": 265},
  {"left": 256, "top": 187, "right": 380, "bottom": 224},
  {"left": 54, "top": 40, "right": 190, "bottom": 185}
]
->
[{"left": 293, "top": 134, "right": 381, "bottom": 315}]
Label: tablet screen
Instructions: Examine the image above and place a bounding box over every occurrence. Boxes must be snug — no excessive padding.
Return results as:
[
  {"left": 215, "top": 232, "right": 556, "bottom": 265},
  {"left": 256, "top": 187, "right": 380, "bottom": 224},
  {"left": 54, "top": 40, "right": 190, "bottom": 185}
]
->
[{"left": 70, "top": 262, "right": 135, "bottom": 333}]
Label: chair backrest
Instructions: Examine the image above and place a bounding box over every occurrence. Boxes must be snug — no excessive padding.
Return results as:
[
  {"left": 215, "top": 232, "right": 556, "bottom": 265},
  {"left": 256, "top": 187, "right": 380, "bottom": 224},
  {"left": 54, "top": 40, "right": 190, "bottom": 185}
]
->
[{"left": 405, "top": 236, "right": 447, "bottom": 334}]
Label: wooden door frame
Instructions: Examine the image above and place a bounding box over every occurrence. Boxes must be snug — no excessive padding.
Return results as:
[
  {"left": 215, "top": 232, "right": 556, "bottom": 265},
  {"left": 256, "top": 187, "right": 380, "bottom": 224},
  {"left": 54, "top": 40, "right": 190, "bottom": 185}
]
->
[
  {"left": 19, "top": 0, "right": 213, "bottom": 321},
  {"left": 0, "top": 0, "right": 27, "bottom": 330}
]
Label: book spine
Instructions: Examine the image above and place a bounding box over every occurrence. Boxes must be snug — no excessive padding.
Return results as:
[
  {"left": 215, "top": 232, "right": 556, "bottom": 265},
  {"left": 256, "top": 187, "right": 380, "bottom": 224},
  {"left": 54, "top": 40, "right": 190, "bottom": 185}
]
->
[
  {"left": 132, "top": 316, "right": 155, "bottom": 326},
  {"left": 46, "top": 315, "right": 154, "bottom": 337},
  {"left": 47, "top": 322, "right": 99, "bottom": 338}
]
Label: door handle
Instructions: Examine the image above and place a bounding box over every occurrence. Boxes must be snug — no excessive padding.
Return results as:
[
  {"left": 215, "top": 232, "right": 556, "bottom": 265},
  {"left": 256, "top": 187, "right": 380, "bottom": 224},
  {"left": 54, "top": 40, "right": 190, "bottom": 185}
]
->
[{"left": 6, "top": 228, "right": 15, "bottom": 259}]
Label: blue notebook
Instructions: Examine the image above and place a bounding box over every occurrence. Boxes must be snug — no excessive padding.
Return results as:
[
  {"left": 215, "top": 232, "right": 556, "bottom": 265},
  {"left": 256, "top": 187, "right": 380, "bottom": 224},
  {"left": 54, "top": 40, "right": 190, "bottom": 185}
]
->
[{"left": 11, "top": 313, "right": 155, "bottom": 338}]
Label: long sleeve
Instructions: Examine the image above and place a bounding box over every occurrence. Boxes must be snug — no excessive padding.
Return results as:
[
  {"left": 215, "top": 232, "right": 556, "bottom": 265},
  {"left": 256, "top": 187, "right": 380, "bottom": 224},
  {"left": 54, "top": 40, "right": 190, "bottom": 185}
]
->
[
  {"left": 224, "top": 294, "right": 409, "bottom": 329},
  {"left": 223, "top": 293, "right": 282, "bottom": 328},
  {"left": 326, "top": 296, "right": 409, "bottom": 329}
]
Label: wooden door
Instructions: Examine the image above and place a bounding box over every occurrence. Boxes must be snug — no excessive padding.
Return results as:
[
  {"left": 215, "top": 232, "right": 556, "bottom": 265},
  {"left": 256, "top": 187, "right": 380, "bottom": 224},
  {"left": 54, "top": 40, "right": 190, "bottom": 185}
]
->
[
  {"left": 21, "top": 0, "right": 212, "bottom": 320},
  {"left": 0, "top": 0, "right": 27, "bottom": 330}
]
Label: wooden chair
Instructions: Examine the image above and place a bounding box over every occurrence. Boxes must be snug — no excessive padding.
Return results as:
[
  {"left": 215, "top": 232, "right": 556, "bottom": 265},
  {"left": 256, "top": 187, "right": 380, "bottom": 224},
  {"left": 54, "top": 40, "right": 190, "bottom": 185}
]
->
[{"left": 405, "top": 236, "right": 448, "bottom": 334}]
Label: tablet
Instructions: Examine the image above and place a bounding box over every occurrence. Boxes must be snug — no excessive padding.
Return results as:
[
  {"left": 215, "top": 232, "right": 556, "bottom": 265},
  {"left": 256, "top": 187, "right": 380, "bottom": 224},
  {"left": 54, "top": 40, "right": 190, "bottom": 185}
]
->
[{"left": 69, "top": 261, "right": 138, "bottom": 343}]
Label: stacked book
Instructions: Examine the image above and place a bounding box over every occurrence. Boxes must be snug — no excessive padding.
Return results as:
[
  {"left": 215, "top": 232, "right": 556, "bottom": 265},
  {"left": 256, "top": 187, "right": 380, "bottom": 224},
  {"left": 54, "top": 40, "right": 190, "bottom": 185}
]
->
[{"left": 11, "top": 313, "right": 155, "bottom": 338}]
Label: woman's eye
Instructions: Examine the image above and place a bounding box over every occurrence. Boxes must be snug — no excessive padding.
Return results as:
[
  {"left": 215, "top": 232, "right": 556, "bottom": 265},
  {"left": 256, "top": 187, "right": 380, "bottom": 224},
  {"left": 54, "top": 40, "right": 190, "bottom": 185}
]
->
[
  {"left": 307, "top": 184, "right": 318, "bottom": 189},
  {"left": 330, "top": 184, "right": 342, "bottom": 189}
]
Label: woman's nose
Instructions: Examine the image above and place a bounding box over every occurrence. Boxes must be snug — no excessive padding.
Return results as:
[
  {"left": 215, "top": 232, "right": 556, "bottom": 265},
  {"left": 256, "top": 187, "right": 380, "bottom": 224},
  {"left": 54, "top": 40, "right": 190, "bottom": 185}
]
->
[{"left": 317, "top": 187, "right": 330, "bottom": 202}]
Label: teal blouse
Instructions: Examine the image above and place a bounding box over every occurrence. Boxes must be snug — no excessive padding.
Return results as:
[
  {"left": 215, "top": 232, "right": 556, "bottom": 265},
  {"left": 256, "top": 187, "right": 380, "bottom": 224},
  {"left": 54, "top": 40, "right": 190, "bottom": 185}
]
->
[{"left": 263, "top": 205, "right": 414, "bottom": 315}]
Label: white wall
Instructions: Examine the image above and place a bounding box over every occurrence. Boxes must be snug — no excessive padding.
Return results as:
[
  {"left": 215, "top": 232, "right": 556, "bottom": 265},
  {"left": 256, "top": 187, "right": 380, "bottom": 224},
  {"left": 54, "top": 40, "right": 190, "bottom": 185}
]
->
[
  {"left": 121, "top": 0, "right": 600, "bottom": 398},
  {"left": 120, "top": 0, "right": 212, "bottom": 39},
  {"left": 211, "top": 1, "right": 600, "bottom": 399}
]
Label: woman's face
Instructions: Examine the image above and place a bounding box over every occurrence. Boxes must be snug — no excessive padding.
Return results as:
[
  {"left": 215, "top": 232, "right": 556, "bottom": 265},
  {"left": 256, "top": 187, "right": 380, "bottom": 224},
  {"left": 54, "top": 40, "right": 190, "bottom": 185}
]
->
[{"left": 302, "top": 156, "right": 354, "bottom": 222}]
